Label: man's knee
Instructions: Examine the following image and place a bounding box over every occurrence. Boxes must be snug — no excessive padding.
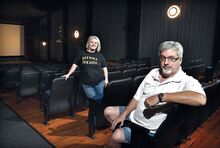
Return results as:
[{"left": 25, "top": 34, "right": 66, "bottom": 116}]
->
[
  {"left": 104, "top": 106, "right": 113, "bottom": 116},
  {"left": 104, "top": 106, "right": 119, "bottom": 122},
  {"left": 104, "top": 106, "right": 118, "bottom": 117},
  {"left": 111, "top": 128, "right": 125, "bottom": 143}
]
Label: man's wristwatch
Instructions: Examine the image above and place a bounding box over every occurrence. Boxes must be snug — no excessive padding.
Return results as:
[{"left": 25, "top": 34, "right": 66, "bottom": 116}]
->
[{"left": 158, "top": 93, "right": 164, "bottom": 102}]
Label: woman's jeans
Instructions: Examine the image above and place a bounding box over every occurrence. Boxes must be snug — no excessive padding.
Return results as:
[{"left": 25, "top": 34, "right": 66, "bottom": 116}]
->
[{"left": 82, "top": 80, "right": 105, "bottom": 101}]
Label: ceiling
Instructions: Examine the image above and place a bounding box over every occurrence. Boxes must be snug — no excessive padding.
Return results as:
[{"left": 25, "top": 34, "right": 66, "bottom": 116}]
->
[{"left": 0, "top": 0, "right": 67, "bottom": 24}]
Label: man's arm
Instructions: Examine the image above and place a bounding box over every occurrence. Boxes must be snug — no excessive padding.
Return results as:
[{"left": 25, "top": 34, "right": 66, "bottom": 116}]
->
[
  {"left": 111, "top": 98, "right": 138, "bottom": 130},
  {"left": 145, "top": 91, "right": 206, "bottom": 107},
  {"left": 163, "top": 91, "right": 206, "bottom": 106}
]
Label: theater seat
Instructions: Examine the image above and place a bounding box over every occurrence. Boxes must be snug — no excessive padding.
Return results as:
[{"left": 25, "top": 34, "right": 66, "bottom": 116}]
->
[
  {"left": 195, "top": 81, "right": 218, "bottom": 126},
  {"left": 93, "top": 77, "right": 134, "bottom": 130},
  {"left": 38, "top": 70, "right": 58, "bottom": 108},
  {"left": 42, "top": 76, "right": 74, "bottom": 125},
  {"left": 133, "top": 75, "right": 145, "bottom": 94},
  {"left": 108, "top": 71, "right": 122, "bottom": 81},
  {"left": 122, "top": 69, "right": 137, "bottom": 78},
  {"left": 102, "top": 77, "right": 133, "bottom": 106},
  {"left": 16, "top": 70, "right": 40, "bottom": 104},
  {"left": 136, "top": 67, "right": 149, "bottom": 76},
  {"left": 3, "top": 67, "right": 21, "bottom": 89},
  {"left": 121, "top": 104, "right": 191, "bottom": 148}
]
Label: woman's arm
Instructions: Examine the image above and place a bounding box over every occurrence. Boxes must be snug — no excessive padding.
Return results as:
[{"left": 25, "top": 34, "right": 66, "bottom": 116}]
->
[
  {"left": 103, "top": 67, "right": 109, "bottom": 87},
  {"left": 62, "top": 64, "right": 78, "bottom": 80}
]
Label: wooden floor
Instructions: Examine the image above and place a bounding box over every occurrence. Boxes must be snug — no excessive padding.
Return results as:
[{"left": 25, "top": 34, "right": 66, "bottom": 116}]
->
[{"left": 1, "top": 88, "right": 220, "bottom": 148}]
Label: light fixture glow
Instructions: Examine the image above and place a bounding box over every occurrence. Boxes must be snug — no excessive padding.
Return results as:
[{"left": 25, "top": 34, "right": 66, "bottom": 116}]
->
[
  {"left": 42, "top": 41, "right": 47, "bottom": 46},
  {"left": 167, "top": 5, "right": 180, "bottom": 19},
  {"left": 73, "top": 30, "right": 79, "bottom": 38}
]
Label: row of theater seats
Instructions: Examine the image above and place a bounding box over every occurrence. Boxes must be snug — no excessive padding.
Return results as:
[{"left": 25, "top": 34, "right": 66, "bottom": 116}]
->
[
  {"left": 108, "top": 63, "right": 149, "bottom": 72},
  {"left": 43, "top": 73, "right": 147, "bottom": 126},
  {"left": 0, "top": 65, "right": 80, "bottom": 125},
  {"left": 1, "top": 64, "right": 69, "bottom": 89},
  {"left": 183, "top": 64, "right": 208, "bottom": 82},
  {"left": 107, "top": 64, "right": 159, "bottom": 80},
  {"left": 108, "top": 57, "right": 151, "bottom": 67},
  {"left": 1, "top": 64, "right": 149, "bottom": 126}
]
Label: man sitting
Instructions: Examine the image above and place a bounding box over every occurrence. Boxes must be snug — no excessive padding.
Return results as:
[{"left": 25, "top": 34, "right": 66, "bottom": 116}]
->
[{"left": 104, "top": 41, "right": 206, "bottom": 148}]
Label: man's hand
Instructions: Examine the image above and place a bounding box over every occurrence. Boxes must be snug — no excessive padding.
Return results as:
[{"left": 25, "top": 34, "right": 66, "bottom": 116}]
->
[
  {"left": 144, "top": 95, "right": 160, "bottom": 108},
  {"left": 111, "top": 114, "right": 126, "bottom": 131}
]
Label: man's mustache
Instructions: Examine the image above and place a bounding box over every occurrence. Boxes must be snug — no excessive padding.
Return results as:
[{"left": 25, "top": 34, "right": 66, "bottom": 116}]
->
[{"left": 162, "top": 66, "right": 171, "bottom": 69}]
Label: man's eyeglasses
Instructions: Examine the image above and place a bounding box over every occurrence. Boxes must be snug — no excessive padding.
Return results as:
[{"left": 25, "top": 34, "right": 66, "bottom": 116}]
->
[{"left": 159, "top": 56, "right": 180, "bottom": 62}]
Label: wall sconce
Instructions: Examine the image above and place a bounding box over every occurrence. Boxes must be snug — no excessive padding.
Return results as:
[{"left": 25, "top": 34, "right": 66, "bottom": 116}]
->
[
  {"left": 73, "top": 30, "right": 79, "bottom": 39},
  {"left": 167, "top": 5, "right": 181, "bottom": 19},
  {"left": 42, "top": 41, "right": 47, "bottom": 47}
]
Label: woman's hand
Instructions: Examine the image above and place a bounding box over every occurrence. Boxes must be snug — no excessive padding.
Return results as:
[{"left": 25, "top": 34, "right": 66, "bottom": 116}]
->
[
  {"left": 104, "top": 79, "right": 109, "bottom": 87},
  {"left": 62, "top": 74, "right": 70, "bottom": 80}
]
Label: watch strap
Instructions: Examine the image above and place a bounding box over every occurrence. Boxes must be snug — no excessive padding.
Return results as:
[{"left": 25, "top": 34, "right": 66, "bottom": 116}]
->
[{"left": 158, "top": 93, "right": 164, "bottom": 102}]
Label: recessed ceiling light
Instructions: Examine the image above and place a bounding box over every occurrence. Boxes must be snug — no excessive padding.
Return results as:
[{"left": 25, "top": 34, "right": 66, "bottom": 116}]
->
[{"left": 167, "top": 5, "right": 181, "bottom": 19}]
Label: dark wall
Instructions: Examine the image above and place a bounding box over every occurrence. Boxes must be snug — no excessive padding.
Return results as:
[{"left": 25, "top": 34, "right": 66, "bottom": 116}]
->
[
  {"left": 25, "top": 21, "right": 40, "bottom": 61},
  {"left": 213, "top": 1, "right": 220, "bottom": 65},
  {"left": 67, "top": 0, "right": 87, "bottom": 63},
  {"left": 39, "top": 17, "right": 48, "bottom": 61},
  {"left": 139, "top": 0, "right": 218, "bottom": 67},
  {"left": 37, "top": 0, "right": 218, "bottom": 67},
  {"left": 92, "top": 0, "right": 127, "bottom": 61},
  {"left": 126, "top": 0, "right": 141, "bottom": 61},
  {"left": 50, "top": 9, "right": 63, "bottom": 62}
]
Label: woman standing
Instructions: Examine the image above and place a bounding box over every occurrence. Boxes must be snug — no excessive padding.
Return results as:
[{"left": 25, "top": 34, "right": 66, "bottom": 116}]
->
[
  {"left": 62, "top": 35, "right": 108, "bottom": 139},
  {"left": 63, "top": 35, "right": 108, "bottom": 100}
]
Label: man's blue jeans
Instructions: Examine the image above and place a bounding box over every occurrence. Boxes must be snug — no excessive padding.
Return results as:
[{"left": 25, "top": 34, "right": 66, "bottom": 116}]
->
[{"left": 82, "top": 80, "right": 105, "bottom": 101}]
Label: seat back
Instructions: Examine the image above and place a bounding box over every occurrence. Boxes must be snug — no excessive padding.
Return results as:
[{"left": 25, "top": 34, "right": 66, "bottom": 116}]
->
[
  {"left": 136, "top": 67, "right": 149, "bottom": 76},
  {"left": 108, "top": 71, "right": 122, "bottom": 81},
  {"left": 122, "top": 69, "right": 137, "bottom": 78},
  {"left": 19, "top": 71, "right": 40, "bottom": 96},
  {"left": 138, "top": 63, "right": 147, "bottom": 68},
  {"left": 195, "top": 81, "right": 218, "bottom": 126},
  {"left": 48, "top": 76, "right": 74, "bottom": 115},
  {"left": 153, "top": 104, "right": 189, "bottom": 148},
  {"left": 115, "top": 65, "right": 127, "bottom": 71},
  {"left": 107, "top": 66, "right": 115, "bottom": 72},
  {"left": 122, "top": 104, "right": 193, "bottom": 148},
  {"left": 133, "top": 75, "right": 145, "bottom": 94},
  {"left": 103, "top": 77, "right": 133, "bottom": 106},
  {"left": 183, "top": 67, "right": 192, "bottom": 76},
  {"left": 149, "top": 65, "right": 159, "bottom": 71},
  {"left": 127, "top": 64, "right": 137, "bottom": 70},
  {"left": 3, "top": 67, "right": 21, "bottom": 88},
  {"left": 39, "top": 71, "right": 57, "bottom": 92}
]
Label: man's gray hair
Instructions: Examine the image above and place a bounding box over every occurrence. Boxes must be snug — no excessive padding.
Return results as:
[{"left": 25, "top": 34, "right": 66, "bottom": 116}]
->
[{"left": 158, "top": 41, "right": 183, "bottom": 58}]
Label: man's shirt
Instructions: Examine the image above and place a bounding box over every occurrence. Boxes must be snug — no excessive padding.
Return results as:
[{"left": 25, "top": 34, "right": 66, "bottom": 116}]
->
[{"left": 129, "top": 67, "right": 205, "bottom": 132}]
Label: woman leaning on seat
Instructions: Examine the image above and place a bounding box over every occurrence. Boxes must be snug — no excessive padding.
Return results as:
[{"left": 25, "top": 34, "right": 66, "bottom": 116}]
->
[{"left": 62, "top": 35, "right": 108, "bottom": 139}]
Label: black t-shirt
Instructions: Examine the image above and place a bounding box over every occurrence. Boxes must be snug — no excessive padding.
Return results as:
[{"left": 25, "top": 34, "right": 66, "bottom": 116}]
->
[{"left": 74, "top": 50, "right": 106, "bottom": 85}]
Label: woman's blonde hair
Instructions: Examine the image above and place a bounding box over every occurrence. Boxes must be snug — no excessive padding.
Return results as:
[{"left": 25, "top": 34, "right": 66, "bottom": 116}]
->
[{"left": 86, "top": 36, "right": 101, "bottom": 52}]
